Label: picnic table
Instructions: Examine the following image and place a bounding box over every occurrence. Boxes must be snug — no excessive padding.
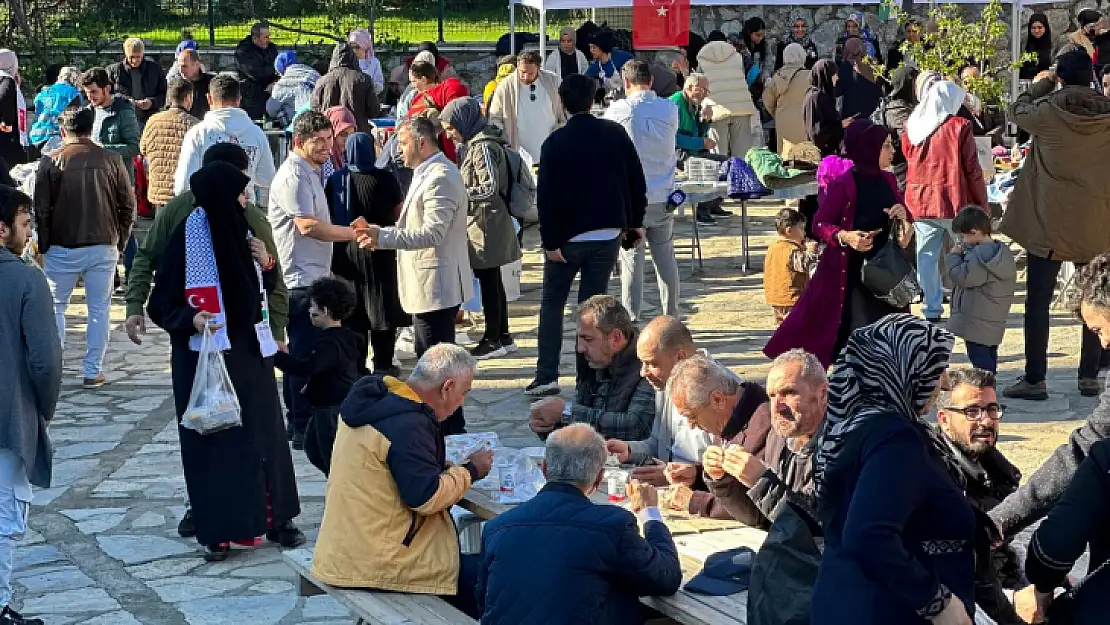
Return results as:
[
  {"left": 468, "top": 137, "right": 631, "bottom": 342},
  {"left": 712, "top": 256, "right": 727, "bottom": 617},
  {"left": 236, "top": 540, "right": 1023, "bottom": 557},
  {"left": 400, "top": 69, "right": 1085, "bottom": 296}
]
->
[{"left": 460, "top": 487, "right": 761, "bottom": 625}]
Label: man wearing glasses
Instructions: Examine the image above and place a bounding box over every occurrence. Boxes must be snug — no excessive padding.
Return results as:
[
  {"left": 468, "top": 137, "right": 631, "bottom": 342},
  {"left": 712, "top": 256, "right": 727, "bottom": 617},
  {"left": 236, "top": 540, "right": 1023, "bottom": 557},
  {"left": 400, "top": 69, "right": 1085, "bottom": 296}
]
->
[
  {"left": 488, "top": 50, "right": 565, "bottom": 164},
  {"left": 935, "top": 367, "right": 1024, "bottom": 625}
]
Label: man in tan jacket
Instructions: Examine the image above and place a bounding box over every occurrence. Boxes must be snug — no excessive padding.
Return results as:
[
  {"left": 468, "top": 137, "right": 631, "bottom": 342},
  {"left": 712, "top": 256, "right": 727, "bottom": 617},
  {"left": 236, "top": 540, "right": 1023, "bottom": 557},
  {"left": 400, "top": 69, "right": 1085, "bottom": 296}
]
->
[
  {"left": 312, "top": 344, "right": 491, "bottom": 617},
  {"left": 488, "top": 50, "right": 566, "bottom": 163}
]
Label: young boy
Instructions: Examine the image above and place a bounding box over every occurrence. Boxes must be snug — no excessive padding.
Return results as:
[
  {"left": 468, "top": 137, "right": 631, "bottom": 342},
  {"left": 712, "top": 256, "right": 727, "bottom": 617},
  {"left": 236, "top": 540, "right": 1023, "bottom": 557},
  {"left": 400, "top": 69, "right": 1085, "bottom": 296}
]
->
[
  {"left": 274, "top": 276, "right": 363, "bottom": 474},
  {"left": 946, "top": 205, "right": 1016, "bottom": 373},
  {"left": 763, "top": 208, "right": 818, "bottom": 325}
]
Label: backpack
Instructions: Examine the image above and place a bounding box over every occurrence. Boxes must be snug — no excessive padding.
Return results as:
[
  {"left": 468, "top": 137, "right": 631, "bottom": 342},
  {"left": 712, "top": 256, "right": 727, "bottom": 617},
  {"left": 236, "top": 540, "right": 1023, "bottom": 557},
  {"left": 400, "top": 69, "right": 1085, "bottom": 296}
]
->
[{"left": 498, "top": 145, "right": 536, "bottom": 222}]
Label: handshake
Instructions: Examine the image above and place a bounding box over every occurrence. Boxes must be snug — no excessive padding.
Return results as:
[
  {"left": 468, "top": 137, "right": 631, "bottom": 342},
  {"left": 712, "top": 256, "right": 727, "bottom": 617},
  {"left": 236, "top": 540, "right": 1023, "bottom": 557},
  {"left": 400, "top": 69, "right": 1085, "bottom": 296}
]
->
[{"left": 350, "top": 217, "right": 380, "bottom": 250}]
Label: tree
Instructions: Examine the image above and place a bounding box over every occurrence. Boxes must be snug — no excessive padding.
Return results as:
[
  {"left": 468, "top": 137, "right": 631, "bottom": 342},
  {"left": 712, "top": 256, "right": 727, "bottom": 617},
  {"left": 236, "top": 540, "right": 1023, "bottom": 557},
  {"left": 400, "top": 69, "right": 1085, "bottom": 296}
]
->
[{"left": 878, "top": 0, "right": 1034, "bottom": 104}]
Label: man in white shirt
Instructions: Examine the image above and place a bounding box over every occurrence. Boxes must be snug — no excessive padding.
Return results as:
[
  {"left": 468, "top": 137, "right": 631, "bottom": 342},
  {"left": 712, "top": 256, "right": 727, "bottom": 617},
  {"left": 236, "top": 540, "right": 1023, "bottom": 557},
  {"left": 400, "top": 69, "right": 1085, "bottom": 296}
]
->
[
  {"left": 604, "top": 60, "right": 682, "bottom": 320},
  {"left": 488, "top": 50, "right": 566, "bottom": 163},
  {"left": 174, "top": 74, "right": 277, "bottom": 207},
  {"left": 268, "top": 110, "right": 359, "bottom": 448}
]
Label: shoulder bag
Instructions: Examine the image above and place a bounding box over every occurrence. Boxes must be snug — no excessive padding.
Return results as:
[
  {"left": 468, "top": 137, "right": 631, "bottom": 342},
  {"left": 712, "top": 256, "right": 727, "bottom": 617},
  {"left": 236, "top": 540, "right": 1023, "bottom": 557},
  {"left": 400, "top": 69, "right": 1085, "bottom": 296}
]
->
[{"left": 860, "top": 219, "right": 921, "bottom": 309}]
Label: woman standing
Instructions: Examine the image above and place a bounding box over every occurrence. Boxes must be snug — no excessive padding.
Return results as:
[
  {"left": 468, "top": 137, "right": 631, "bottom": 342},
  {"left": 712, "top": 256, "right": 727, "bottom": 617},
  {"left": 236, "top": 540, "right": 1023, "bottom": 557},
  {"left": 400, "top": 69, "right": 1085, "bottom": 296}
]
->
[
  {"left": 742, "top": 17, "right": 774, "bottom": 83},
  {"left": 1020, "top": 14, "right": 1053, "bottom": 80},
  {"left": 874, "top": 65, "right": 919, "bottom": 190},
  {"left": 837, "top": 38, "right": 883, "bottom": 122},
  {"left": 348, "top": 29, "right": 384, "bottom": 95},
  {"left": 803, "top": 59, "right": 843, "bottom": 157},
  {"left": 810, "top": 314, "right": 976, "bottom": 625},
  {"left": 325, "top": 133, "right": 408, "bottom": 376},
  {"left": 902, "top": 80, "right": 987, "bottom": 324},
  {"left": 544, "top": 27, "right": 589, "bottom": 80},
  {"left": 0, "top": 50, "right": 25, "bottom": 166},
  {"left": 697, "top": 34, "right": 760, "bottom": 158},
  {"left": 764, "top": 43, "right": 812, "bottom": 155},
  {"left": 439, "top": 98, "right": 521, "bottom": 360},
  {"left": 765, "top": 120, "right": 912, "bottom": 367},
  {"left": 147, "top": 162, "right": 303, "bottom": 561},
  {"left": 776, "top": 15, "right": 820, "bottom": 71},
  {"left": 835, "top": 12, "right": 882, "bottom": 64},
  {"left": 322, "top": 106, "right": 357, "bottom": 182}
]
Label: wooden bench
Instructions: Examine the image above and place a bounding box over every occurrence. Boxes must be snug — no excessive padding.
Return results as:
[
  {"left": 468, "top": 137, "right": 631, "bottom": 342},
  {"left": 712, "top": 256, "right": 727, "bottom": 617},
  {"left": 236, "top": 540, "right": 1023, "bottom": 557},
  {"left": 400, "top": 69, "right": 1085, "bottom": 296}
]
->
[{"left": 284, "top": 548, "right": 477, "bottom": 625}]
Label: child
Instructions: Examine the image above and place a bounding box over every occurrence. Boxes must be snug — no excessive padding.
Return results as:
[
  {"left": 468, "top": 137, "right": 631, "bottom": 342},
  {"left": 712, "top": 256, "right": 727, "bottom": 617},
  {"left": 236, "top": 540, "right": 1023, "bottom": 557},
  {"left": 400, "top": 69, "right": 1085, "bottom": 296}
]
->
[
  {"left": 946, "top": 205, "right": 1016, "bottom": 373},
  {"left": 763, "top": 208, "right": 818, "bottom": 326},
  {"left": 274, "top": 277, "right": 363, "bottom": 474}
]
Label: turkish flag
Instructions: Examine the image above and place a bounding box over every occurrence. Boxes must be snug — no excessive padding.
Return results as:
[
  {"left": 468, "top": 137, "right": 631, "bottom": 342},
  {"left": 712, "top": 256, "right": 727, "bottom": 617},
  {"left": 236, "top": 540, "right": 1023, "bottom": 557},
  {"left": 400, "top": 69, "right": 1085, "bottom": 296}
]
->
[
  {"left": 633, "top": 0, "right": 691, "bottom": 49},
  {"left": 185, "top": 286, "right": 221, "bottom": 314}
]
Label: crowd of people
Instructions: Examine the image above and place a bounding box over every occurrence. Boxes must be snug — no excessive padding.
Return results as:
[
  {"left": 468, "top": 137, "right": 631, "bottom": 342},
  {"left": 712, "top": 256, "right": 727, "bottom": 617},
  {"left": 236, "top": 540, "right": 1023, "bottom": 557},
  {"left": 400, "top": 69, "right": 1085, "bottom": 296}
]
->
[{"left": 2, "top": 9, "right": 1110, "bottom": 625}]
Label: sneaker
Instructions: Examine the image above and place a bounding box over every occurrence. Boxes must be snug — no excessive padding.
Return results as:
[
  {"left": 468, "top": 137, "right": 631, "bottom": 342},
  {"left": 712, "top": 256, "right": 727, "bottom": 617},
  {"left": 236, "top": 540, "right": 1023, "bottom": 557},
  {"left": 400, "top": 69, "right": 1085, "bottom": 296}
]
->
[
  {"left": 709, "top": 206, "right": 734, "bottom": 218},
  {"left": 695, "top": 212, "right": 718, "bottom": 227},
  {"left": 266, "top": 520, "right": 307, "bottom": 548},
  {"left": 177, "top": 509, "right": 196, "bottom": 538},
  {"left": 204, "top": 543, "right": 230, "bottom": 562},
  {"left": 1003, "top": 377, "right": 1048, "bottom": 401},
  {"left": 82, "top": 374, "right": 106, "bottom": 389},
  {"left": 524, "top": 379, "right": 560, "bottom": 398},
  {"left": 0, "top": 606, "right": 45, "bottom": 625},
  {"left": 470, "top": 340, "right": 508, "bottom": 361},
  {"left": 500, "top": 338, "right": 519, "bottom": 354},
  {"left": 1079, "top": 377, "right": 1101, "bottom": 397}
]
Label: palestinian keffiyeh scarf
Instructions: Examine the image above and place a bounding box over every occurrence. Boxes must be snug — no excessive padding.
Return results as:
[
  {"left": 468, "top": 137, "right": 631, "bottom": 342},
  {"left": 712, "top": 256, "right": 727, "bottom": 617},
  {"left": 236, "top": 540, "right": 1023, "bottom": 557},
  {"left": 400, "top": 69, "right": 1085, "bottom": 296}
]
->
[{"left": 812, "top": 314, "right": 958, "bottom": 501}]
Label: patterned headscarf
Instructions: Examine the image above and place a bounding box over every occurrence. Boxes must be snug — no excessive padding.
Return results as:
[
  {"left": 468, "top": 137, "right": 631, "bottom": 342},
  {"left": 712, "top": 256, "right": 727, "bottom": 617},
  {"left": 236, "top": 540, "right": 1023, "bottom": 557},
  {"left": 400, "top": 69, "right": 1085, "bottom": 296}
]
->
[
  {"left": 785, "top": 14, "right": 812, "bottom": 47},
  {"left": 813, "top": 314, "right": 955, "bottom": 501},
  {"left": 349, "top": 28, "right": 374, "bottom": 58}
]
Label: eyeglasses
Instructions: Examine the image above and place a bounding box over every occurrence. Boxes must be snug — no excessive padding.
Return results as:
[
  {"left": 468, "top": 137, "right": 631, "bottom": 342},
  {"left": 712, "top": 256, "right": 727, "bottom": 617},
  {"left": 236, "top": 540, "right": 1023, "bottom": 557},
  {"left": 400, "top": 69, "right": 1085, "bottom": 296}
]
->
[
  {"left": 529, "top": 83, "right": 537, "bottom": 102},
  {"left": 943, "top": 403, "right": 1004, "bottom": 422}
]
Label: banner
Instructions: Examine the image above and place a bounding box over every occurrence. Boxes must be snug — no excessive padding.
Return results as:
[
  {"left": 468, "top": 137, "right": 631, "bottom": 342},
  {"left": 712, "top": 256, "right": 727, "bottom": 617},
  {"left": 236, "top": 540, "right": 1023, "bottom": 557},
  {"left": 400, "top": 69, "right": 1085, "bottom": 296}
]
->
[{"left": 632, "top": 0, "right": 690, "bottom": 49}]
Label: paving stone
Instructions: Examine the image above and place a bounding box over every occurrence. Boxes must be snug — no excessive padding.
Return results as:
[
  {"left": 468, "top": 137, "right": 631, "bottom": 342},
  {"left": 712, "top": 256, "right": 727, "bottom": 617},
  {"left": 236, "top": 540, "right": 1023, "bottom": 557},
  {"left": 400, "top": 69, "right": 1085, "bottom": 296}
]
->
[
  {"left": 176, "top": 593, "right": 298, "bottom": 624},
  {"left": 13, "top": 545, "right": 64, "bottom": 571},
  {"left": 78, "top": 611, "right": 144, "bottom": 625},
  {"left": 146, "top": 575, "right": 251, "bottom": 603},
  {"left": 96, "top": 535, "right": 194, "bottom": 565},
  {"left": 23, "top": 587, "right": 120, "bottom": 614},
  {"left": 16, "top": 565, "right": 95, "bottom": 592},
  {"left": 248, "top": 580, "right": 294, "bottom": 594},
  {"left": 54, "top": 443, "right": 118, "bottom": 460},
  {"left": 125, "top": 558, "right": 204, "bottom": 580},
  {"left": 76, "top": 514, "right": 127, "bottom": 535},
  {"left": 300, "top": 595, "right": 350, "bottom": 620},
  {"left": 228, "top": 563, "right": 294, "bottom": 579},
  {"left": 131, "top": 512, "right": 167, "bottom": 529},
  {"left": 50, "top": 425, "right": 134, "bottom": 443}
]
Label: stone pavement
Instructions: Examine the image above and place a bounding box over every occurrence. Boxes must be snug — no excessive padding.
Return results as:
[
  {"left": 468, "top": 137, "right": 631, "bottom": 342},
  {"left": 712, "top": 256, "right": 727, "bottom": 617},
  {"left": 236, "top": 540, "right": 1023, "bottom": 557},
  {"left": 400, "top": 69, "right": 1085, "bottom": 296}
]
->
[{"left": 20, "top": 198, "right": 1096, "bottom": 623}]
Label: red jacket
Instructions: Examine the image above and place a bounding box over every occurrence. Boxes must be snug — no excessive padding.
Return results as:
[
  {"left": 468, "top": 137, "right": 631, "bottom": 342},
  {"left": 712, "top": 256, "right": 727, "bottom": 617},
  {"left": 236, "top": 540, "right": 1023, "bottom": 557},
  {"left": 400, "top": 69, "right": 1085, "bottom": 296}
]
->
[
  {"left": 901, "top": 116, "right": 988, "bottom": 220},
  {"left": 408, "top": 77, "right": 469, "bottom": 162}
]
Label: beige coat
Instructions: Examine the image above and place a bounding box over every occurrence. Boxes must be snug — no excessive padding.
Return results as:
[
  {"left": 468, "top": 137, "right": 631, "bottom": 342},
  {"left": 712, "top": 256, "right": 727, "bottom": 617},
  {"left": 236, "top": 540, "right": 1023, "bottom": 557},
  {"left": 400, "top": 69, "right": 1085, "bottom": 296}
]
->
[
  {"left": 487, "top": 70, "right": 566, "bottom": 152},
  {"left": 378, "top": 152, "right": 474, "bottom": 314},
  {"left": 695, "top": 42, "right": 758, "bottom": 122},
  {"left": 139, "top": 106, "right": 198, "bottom": 205},
  {"left": 764, "top": 66, "right": 811, "bottom": 155}
]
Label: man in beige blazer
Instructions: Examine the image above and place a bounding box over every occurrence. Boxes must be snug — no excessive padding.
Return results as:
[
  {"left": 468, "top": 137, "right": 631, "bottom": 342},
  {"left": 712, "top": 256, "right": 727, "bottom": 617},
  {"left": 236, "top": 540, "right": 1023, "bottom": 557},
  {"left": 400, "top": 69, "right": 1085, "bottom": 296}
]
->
[{"left": 357, "top": 116, "right": 473, "bottom": 434}]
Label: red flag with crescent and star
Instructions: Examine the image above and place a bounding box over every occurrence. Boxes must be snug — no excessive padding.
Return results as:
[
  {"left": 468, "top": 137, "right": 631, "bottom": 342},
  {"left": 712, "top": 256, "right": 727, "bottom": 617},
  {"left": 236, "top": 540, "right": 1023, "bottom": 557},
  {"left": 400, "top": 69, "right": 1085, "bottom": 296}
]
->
[{"left": 633, "top": 0, "right": 690, "bottom": 49}]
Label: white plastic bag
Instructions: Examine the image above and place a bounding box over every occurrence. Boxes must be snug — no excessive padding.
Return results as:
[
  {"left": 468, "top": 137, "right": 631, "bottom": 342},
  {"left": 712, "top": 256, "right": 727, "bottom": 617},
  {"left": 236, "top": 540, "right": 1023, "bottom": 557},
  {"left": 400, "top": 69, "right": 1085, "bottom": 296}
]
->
[{"left": 182, "top": 324, "right": 242, "bottom": 435}]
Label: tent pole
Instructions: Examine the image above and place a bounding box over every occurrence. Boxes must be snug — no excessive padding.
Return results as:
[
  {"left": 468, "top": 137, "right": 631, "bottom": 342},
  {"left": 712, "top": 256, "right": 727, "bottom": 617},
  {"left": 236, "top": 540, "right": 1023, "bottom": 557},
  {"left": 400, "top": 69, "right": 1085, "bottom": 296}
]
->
[
  {"left": 1011, "top": 0, "right": 1021, "bottom": 103},
  {"left": 510, "top": 1, "right": 516, "bottom": 53},
  {"left": 540, "top": 9, "right": 548, "bottom": 58}
]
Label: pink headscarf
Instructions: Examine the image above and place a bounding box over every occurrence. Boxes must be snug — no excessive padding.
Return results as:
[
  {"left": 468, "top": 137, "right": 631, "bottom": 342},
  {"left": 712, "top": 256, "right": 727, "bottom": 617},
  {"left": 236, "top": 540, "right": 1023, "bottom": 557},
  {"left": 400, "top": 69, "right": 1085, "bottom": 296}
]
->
[
  {"left": 324, "top": 106, "right": 357, "bottom": 168},
  {"left": 348, "top": 29, "right": 374, "bottom": 58}
]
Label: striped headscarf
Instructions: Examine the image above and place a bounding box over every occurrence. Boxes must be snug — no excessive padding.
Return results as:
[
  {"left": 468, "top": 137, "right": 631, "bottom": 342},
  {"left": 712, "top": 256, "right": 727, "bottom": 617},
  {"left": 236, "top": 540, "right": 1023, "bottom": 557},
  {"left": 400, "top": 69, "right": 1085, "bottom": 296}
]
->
[{"left": 813, "top": 314, "right": 955, "bottom": 501}]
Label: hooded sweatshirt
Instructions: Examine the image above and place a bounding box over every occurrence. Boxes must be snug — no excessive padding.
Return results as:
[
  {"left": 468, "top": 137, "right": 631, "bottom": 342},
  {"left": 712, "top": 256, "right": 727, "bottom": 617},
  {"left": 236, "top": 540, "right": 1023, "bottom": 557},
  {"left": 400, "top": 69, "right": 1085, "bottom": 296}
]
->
[
  {"left": 30, "top": 82, "right": 81, "bottom": 146},
  {"left": 272, "top": 325, "right": 364, "bottom": 406},
  {"left": 267, "top": 64, "right": 321, "bottom": 128},
  {"left": 945, "top": 239, "right": 1017, "bottom": 346},
  {"left": 311, "top": 42, "right": 380, "bottom": 134},
  {"left": 173, "top": 106, "right": 277, "bottom": 206}
]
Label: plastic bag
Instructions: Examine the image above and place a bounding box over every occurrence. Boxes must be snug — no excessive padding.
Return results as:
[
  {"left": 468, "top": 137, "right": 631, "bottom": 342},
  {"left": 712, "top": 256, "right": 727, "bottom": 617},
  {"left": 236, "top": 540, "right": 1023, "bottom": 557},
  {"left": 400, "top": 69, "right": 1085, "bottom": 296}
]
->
[
  {"left": 445, "top": 432, "right": 500, "bottom": 466},
  {"left": 181, "top": 324, "right": 242, "bottom": 435},
  {"left": 490, "top": 448, "right": 544, "bottom": 504}
]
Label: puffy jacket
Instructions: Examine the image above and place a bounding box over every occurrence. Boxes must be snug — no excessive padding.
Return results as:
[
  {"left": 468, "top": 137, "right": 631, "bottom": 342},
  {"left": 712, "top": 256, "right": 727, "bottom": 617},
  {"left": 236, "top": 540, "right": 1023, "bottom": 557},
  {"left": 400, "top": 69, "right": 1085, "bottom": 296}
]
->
[
  {"left": 476, "top": 482, "right": 682, "bottom": 625},
  {"left": 33, "top": 138, "right": 135, "bottom": 253},
  {"left": 902, "top": 115, "right": 988, "bottom": 220},
  {"left": 695, "top": 42, "right": 758, "bottom": 121},
  {"left": 312, "top": 42, "right": 380, "bottom": 134},
  {"left": 90, "top": 96, "right": 141, "bottom": 181},
  {"left": 945, "top": 239, "right": 1016, "bottom": 347},
  {"left": 30, "top": 83, "right": 81, "bottom": 146},
  {"left": 1001, "top": 82, "right": 1110, "bottom": 262},
  {"left": 139, "top": 106, "right": 198, "bottom": 205},
  {"left": 311, "top": 375, "right": 474, "bottom": 593},
  {"left": 235, "top": 35, "right": 278, "bottom": 120},
  {"left": 266, "top": 64, "right": 320, "bottom": 127},
  {"left": 106, "top": 59, "right": 167, "bottom": 124},
  {"left": 174, "top": 107, "right": 277, "bottom": 206},
  {"left": 459, "top": 127, "right": 522, "bottom": 270}
]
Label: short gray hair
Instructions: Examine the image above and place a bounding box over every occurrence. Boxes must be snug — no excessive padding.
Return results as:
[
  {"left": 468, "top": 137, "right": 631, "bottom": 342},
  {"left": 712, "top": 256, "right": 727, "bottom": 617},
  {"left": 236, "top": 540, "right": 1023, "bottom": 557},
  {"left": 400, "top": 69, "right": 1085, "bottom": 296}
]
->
[
  {"left": 408, "top": 344, "right": 476, "bottom": 387},
  {"left": 123, "top": 37, "right": 145, "bottom": 54},
  {"left": 577, "top": 294, "right": 635, "bottom": 340},
  {"left": 684, "top": 73, "right": 708, "bottom": 90},
  {"left": 545, "top": 424, "right": 607, "bottom": 488},
  {"left": 398, "top": 116, "right": 441, "bottom": 147},
  {"left": 769, "top": 349, "right": 826, "bottom": 384},
  {"left": 937, "top": 367, "right": 996, "bottom": 409},
  {"left": 667, "top": 354, "right": 739, "bottom": 410}
]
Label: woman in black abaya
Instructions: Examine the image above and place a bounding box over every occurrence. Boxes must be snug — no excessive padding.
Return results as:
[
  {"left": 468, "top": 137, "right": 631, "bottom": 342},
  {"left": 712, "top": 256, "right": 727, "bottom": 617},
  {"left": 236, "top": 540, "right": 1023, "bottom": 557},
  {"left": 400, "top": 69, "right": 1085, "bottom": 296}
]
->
[{"left": 148, "top": 161, "right": 303, "bottom": 561}]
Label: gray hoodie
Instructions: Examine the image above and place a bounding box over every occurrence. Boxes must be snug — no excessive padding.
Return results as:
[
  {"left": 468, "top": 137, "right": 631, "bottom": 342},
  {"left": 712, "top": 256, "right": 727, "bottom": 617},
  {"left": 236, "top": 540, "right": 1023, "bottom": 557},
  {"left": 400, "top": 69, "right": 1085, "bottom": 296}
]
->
[
  {"left": 0, "top": 248, "right": 61, "bottom": 488},
  {"left": 945, "top": 239, "right": 1017, "bottom": 347}
]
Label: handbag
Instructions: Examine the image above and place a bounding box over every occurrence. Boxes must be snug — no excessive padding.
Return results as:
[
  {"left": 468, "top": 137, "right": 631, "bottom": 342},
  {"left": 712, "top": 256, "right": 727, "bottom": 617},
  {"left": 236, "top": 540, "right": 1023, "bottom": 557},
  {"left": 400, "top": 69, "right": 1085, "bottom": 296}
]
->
[
  {"left": 860, "top": 220, "right": 921, "bottom": 308},
  {"left": 1046, "top": 558, "right": 1110, "bottom": 624}
]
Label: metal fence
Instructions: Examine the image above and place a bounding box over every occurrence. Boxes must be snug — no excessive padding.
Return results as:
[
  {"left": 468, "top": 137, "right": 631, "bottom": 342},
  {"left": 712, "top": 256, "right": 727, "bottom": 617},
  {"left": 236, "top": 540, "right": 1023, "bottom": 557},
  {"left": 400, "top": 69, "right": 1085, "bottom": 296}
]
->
[{"left": 44, "top": 0, "right": 589, "bottom": 48}]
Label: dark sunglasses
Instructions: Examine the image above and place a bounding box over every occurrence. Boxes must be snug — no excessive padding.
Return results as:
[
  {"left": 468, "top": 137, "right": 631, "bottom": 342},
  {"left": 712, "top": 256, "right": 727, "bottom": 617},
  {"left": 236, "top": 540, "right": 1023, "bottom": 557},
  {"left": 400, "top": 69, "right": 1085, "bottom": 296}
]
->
[{"left": 529, "top": 83, "right": 537, "bottom": 102}]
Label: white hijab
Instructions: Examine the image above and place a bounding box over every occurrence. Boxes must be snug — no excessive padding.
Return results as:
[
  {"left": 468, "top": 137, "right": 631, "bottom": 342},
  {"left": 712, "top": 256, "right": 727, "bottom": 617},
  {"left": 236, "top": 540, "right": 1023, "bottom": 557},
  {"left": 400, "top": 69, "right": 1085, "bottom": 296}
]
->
[{"left": 906, "top": 80, "right": 966, "bottom": 146}]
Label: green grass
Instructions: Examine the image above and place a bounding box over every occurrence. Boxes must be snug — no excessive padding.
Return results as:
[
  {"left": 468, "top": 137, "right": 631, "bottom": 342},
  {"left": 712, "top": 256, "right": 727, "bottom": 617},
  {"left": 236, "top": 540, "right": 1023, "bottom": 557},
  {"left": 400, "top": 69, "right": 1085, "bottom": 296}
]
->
[{"left": 51, "top": 8, "right": 581, "bottom": 48}]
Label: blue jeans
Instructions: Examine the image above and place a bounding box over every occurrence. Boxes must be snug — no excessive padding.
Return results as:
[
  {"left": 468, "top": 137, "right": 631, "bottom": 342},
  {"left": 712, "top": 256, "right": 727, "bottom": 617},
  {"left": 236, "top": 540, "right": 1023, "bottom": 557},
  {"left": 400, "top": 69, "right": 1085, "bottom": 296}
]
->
[
  {"left": 914, "top": 219, "right": 952, "bottom": 319},
  {"left": 284, "top": 287, "right": 321, "bottom": 434},
  {"left": 44, "top": 245, "right": 119, "bottom": 378},
  {"left": 965, "top": 341, "right": 998, "bottom": 374},
  {"left": 535, "top": 238, "right": 621, "bottom": 384}
]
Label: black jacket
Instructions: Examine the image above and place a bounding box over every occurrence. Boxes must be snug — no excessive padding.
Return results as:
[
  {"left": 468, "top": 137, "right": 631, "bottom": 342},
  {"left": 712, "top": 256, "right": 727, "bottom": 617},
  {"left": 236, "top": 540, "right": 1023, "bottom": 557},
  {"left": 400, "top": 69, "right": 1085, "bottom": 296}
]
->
[
  {"left": 0, "top": 75, "right": 25, "bottom": 166},
  {"left": 537, "top": 114, "right": 646, "bottom": 251},
  {"left": 989, "top": 386, "right": 1110, "bottom": 539},
  {"left": 312, "top": 43, "right": 380, "bottom": 134},
  {"left": 1026, "top": 439, "right": 1110, "bottom": 624},
  {"left": 235, "top": 35, "right": 279, "bottom": 120},
  {"left": 107, "top": 59, "right": 168, "bottom": 124},
  {"left": 183, "top": 71, "right": 214, "bottom": 120},
  {"left": 273, "top": 325, "right": 364, "bottom": 407}
]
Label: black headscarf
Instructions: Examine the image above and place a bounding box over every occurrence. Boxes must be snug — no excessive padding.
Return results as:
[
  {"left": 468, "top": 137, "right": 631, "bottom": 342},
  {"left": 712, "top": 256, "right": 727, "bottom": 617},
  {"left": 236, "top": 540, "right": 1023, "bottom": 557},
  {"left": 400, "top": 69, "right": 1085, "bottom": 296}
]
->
[
  {"left": 743, "top": 17, "right": 768, "bottom": 60},
  {"left": 804, "top": 60, "right": 843, "bottom": 157},
  {"left": 189, "top": 162, "right": 261, "bottom": 327},
  {"left": 1025, "top": 13, "right": 1053, "bottom": 57}
]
